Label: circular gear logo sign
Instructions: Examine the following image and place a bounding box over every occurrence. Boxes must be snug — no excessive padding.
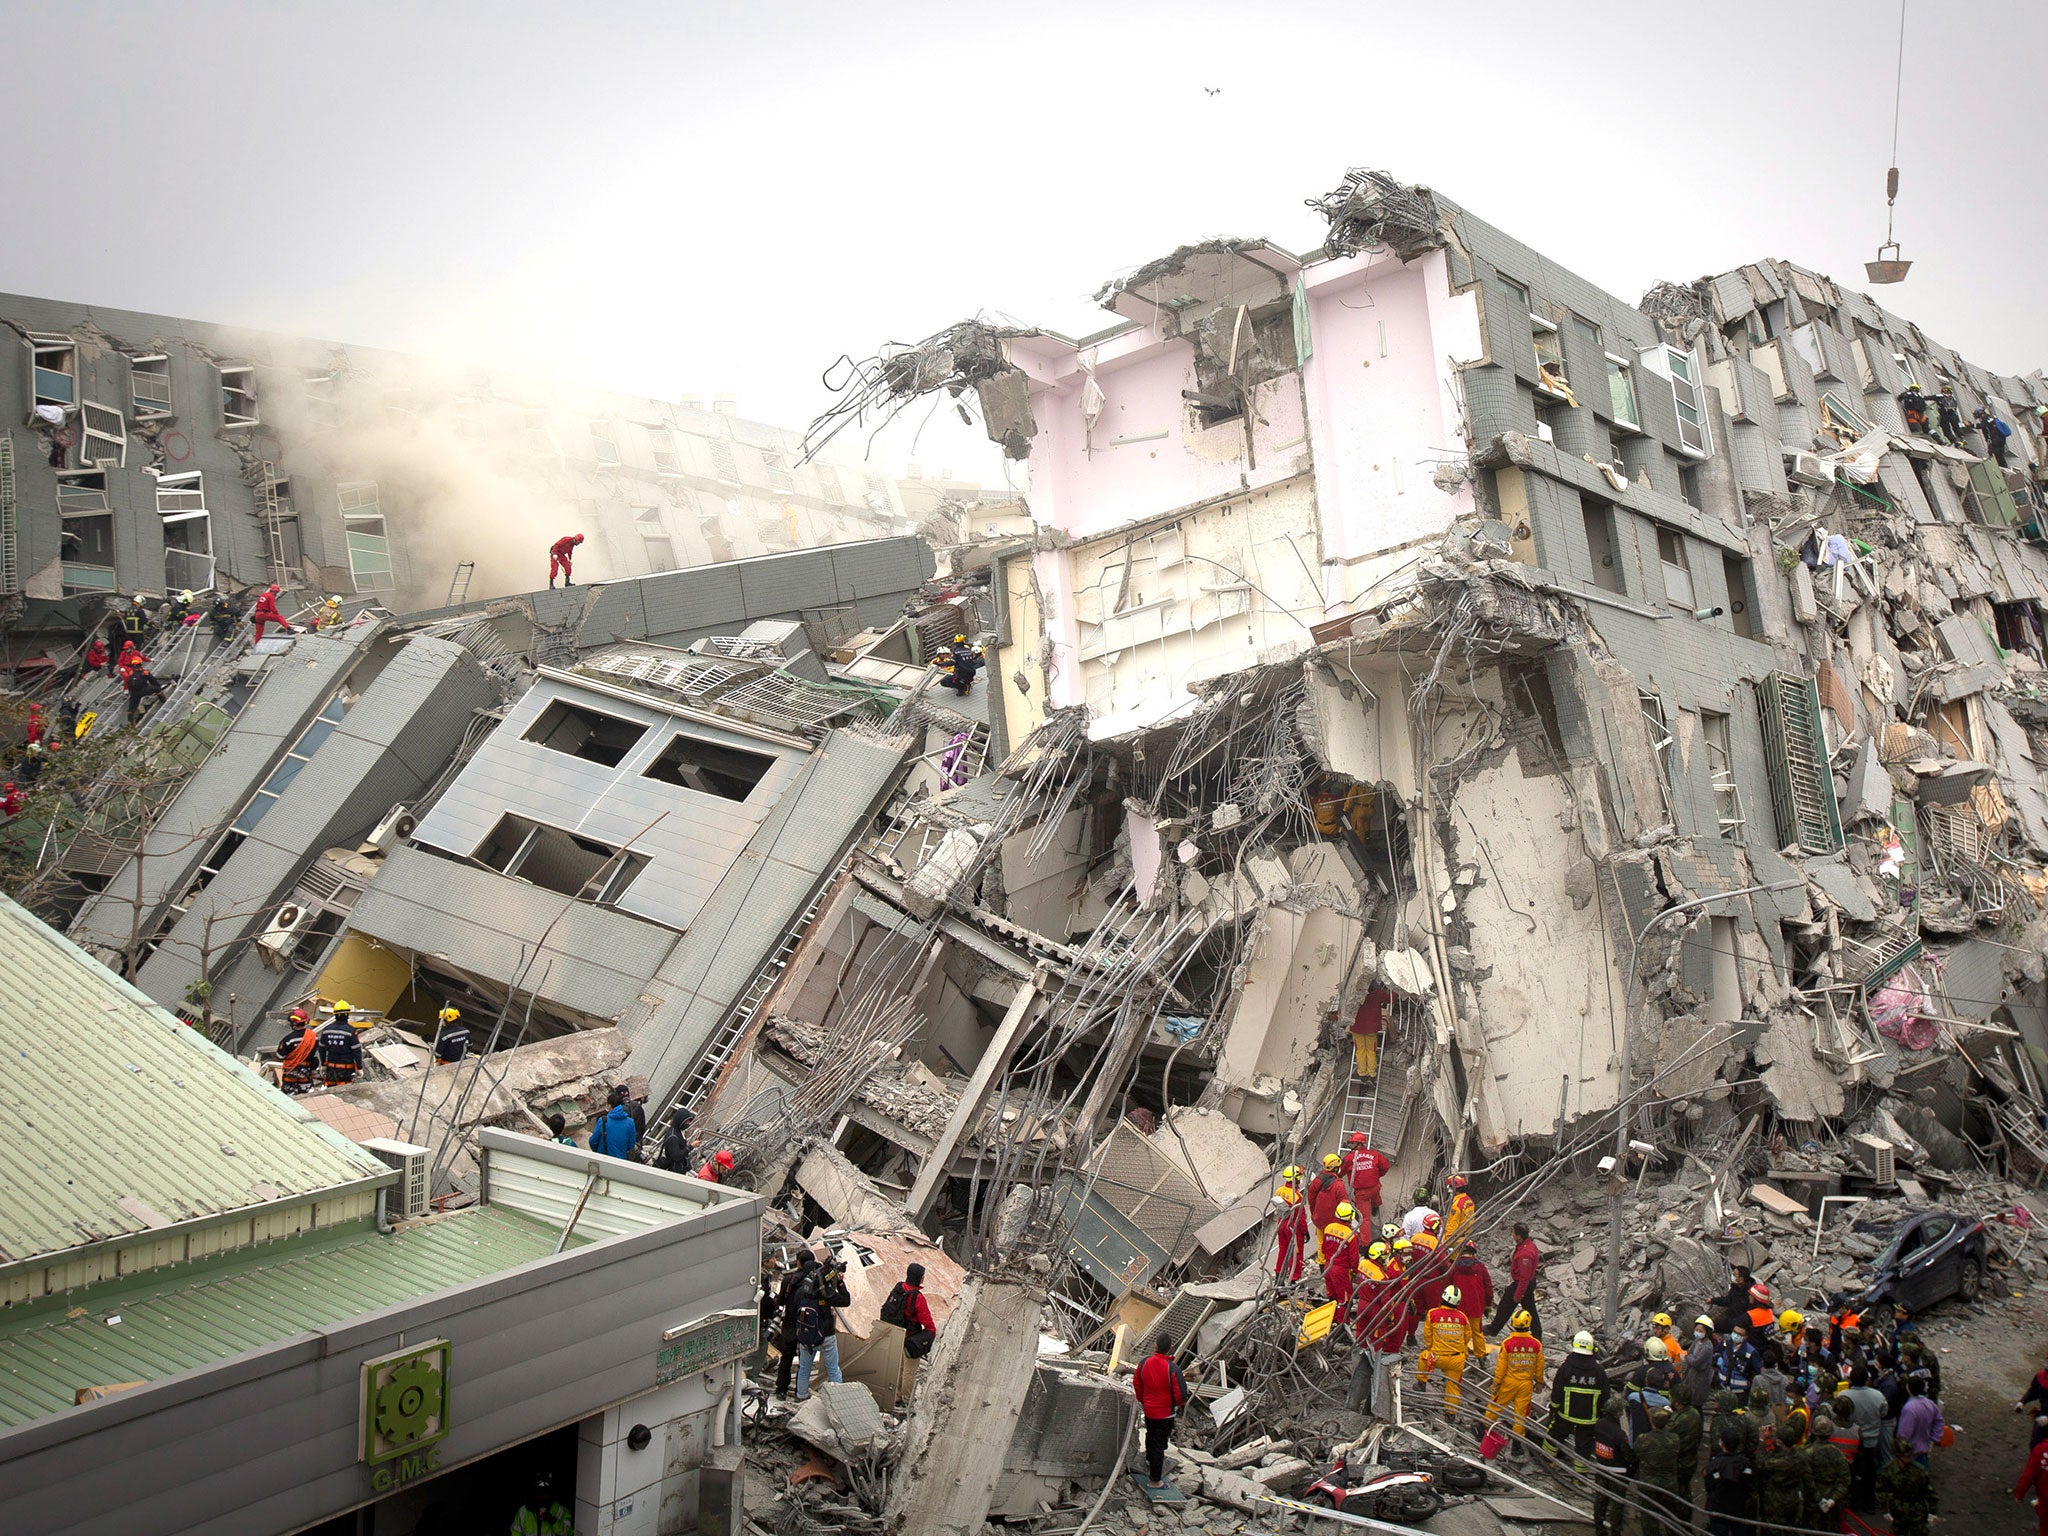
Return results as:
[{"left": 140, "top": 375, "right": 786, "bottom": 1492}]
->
[{"left": 360, "top": 1340, "right": 452, "bottom": 1468}]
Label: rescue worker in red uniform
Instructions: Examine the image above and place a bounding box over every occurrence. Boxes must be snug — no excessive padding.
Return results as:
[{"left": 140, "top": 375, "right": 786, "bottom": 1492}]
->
[
  {"left": 1445, "top": 1241, "right": 1494, "bottom": 1327},
  {"left": 251, "top": 584, "right": 293, "bottom": 643},
  {"left": 84, "top": 638, "right": 108, "bottom": 674},
  {"left": 1305, "top": 1154, "right": 1348, "bottom": 1233},
  {"left": 1272, "top": 1165, "right": 1310, "bottom": 1282},
  {"left": 1322, "top": 1201, "right": 1361, "bottom": 1317},
  {"left": 1341, "top": 1132, "right": 1390, "bottom": 1222},
  {"left": 548, "top": 533, "right": 585, "bottom": 588}
]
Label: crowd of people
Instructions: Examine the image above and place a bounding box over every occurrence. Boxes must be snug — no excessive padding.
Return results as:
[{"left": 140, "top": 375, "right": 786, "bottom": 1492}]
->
[{"left": 1267, "top": 1151, "right": 1991, "bottom": 1534}]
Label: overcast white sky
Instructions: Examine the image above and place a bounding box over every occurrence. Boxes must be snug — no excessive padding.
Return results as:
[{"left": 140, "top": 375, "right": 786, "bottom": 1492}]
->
[{"left": 8, "top": 0, "right": 2043, "bottom": 481}]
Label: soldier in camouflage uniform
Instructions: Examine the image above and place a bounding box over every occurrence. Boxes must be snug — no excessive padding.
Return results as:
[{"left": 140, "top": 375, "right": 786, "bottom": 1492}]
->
[
  {"left": 1877, "top": 1437, "right": 1935, "bottom": 1536},
  {"left": 1756, "top": 1411, "right": 1811, "bottom": 1533},
  {"left": 1667, "top": 1380, "right": 1705, "bottom": 1498},
  {"left": 1805, "top": 1411, "right": 1853, "bottom": 1532},
  {"left": 1713, "top": 1387, "right": 1757, "bottom": 1464},
  {"left": 1633, "top": 1402, "right": 1689, "bottom": 1536}
]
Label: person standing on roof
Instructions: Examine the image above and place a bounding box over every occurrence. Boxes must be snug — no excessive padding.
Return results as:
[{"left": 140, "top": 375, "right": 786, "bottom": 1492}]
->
[
  {"left": 1272, "top": 1166, "right": 1310, "bottom": 1282},
  {"left": 1340, "top": 1133, "right": 1389, "bottom": 1222},
  {"left": 316, "top": 1002, "right": 362, "bottom": 1086},
  {"left": 1133, "top": 1339, "right": 1187, "bottom": 1491},
  {"left": 938, "top": 634, "right": 982, "bottom": 696},
  {"left": 548, "top": 533, "right": 584, "bottom": 588},
  {"left": 276, "top": 1007, "right": 321, "bottom": 1094},
  {"left": 431, "top": 1006, "right": 469, "bottom": 1064},
  {"left": 587, "top": 1093, "right": 641, "bottom": 1160},
  {"left": 209, "top": 595, "right": 237, "bottom": 643},
  {"left": 250, "top": 584, "right": 293, "bottom": 644},
  {"left": 1305, "top": 1153, "right": 1348, "bottom": 1233},
  {"left": 1350, "top": 983, "right": 1389, "bottom": 1077}
]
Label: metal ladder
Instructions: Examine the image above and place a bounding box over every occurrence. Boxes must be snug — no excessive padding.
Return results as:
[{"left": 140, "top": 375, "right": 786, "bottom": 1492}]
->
[
  {"left": 1338, "top": 1010, "right": 1417, "bottom": 1158},
  {"left": 445, "top": 561, "right": 475, "bottom": 607},
  {"left": 257, "top": 463, "right": 291, "bottom": 589},
  {"left": 0, "top": 434, "right": 18, "bottom": 611},
  {"left": 645, "top": 859, "right": 846, "bottom": 1145}
]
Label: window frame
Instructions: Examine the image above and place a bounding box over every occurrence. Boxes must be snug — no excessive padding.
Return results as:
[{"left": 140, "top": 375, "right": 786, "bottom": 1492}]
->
[
  {"left": 1656, "top": 526, "right": 1696, "bottom": 610},
  {"left": 78, "top": 401, "right": 126, "bottom": 467},
  {"left": 1663, "top": 345, "right": 1712, "bottom": 458},
  {"left": 29, "top": 335, "right": 77, "bottom": 410},
  {"left": 336, "top": 480, "right": 393, "bottom": 592},
  {"left": 1604, "top": 351, "right": 1640, "bottom": 432},
  {"left": 589, "top": 419, "right": 622, "bottom": 467},
  {"left": 217, "top": 363, "right": 260, "bottom": 429},
  {"left": 648, "top": 428, "right": 682, "bottom": 475},
  {"left": 130, "top": 353, "right": 172, "bottom": 419},
  {"left": 1700, "top": 710, "right": 1745, "bottom": 840}
]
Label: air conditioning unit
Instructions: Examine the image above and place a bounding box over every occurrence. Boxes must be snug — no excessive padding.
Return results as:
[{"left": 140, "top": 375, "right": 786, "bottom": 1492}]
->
[
  {"left": 362, "top": 1137, "right": 431, "bottom": 1219},
  {"left": 256, "top": 901, "right": 313, "bottom": 967},
  {"left": 1848, "top": 1133, "right": 1896, "bottom": 1189},
  {"left": 364, "top": 803, "right": 417, "bottom": 853},
  {"left": 1786, "top": 450, "right": 1835, "bottom": 488}
]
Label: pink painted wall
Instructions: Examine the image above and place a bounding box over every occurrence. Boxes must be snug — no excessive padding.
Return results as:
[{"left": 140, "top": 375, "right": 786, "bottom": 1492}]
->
[
  {"left": 1024, "top": 335, "right": 1311, "bottom": 545},
  {"left": 1301, "top": 254, "right": 1471, "bottom": 586}
]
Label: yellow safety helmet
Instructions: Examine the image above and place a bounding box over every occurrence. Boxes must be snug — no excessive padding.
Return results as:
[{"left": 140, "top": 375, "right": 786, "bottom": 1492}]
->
[
  {"left": 1511, "top": 1309, "right": 1533, "bottom": 1331},
  {"left": 1652, "top": 1313, "right": 1674, "bottom": 1329},
  {"left": 1280, "top": 1164, "right": 1303, "bottom": 1182},
  {"left": 1334, "top": 1202, "right": 1356, "bottom": 1222},
  {"left": 438, "top": 1006, "right": 461, "bottom": 1023},
  {"left": 1441, "top": 1284, "right": 1462, "bottom": 1306},
  {"left": 331, "top": 999, "right": 353, "bottom": 1013},
  {"left": 1644, "top": 1336, "right": 1669, "bottom": 1360},
  {"left": 1368, "top": 1242, "right": 1390, "bottom": 1261},
  {"left": 1322, "top": 1153, "right": 1341, "bottom": 1170},
  {"left": 1778, "top": 1309, "right": 1805, "bottom": 1333},
  {"left": 1392, "top": 1236, "right": 1411, "bottom": 1252}
]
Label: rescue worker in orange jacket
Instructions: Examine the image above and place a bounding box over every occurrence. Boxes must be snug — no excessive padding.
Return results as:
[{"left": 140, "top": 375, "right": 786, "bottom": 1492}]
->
[
  {"left": 1485, "top": 1310, "right": 1546, "bottom": 1436},
  {"left": 1273, "top": 1166, "right": 1310, "bottom": 1282},
  {"left": 1443, "top": 1173, "right": 1477, "bottom": 1244},
  {"left": 1746, "top": 1282, "right": 1777, "bottom": 1335},
  {"left": 1320, "top": 1200, "right": 1359, "bottom": 1270},
  {"left": 276, "top": 1007, "right": 320, "bottom": 1093},
  {"left": 1417, "top": 1282, "right": 1489, "bottom": 1416}
]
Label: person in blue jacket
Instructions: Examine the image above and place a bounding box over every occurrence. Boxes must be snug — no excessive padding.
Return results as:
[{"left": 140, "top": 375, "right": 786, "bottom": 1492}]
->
[{"left": 587, "top": 1094, "right": 641, "bottom": 1160}]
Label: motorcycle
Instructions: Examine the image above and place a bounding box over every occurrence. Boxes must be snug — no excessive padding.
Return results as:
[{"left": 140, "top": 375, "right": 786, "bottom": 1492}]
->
[{"left": 1300, "top": 1452, "right": 1443, "bottom": 1524}]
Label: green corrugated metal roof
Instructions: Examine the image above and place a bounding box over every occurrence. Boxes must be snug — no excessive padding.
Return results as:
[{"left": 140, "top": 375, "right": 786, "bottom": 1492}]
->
[
  {"left": 0, "top": 1207, "right": 577, "bottom": 1427},
  {"left": 0, "top": 896, "right": 389, "bottom": 1269}
]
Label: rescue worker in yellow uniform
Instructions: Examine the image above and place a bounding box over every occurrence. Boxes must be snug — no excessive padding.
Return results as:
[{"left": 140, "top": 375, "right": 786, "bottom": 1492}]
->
[
  {"left": 1485, "top": 1309, "right": 1546, "bottom": 1437},
  {"left": 1417, "top": 1282, "right": 1488, "bottom": 1416},
  {"left": 1443, "top": 1174, "right": 1477, "bottom": 1245},
  {"left": 1320, "top": 1200, "right": 1359, "bottom": 1270}
]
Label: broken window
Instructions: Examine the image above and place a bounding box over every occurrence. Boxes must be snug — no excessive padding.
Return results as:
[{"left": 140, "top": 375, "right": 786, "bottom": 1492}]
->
[
  {"left": 1656, "top": 526, "right": 1695, "bottom": 609},
  {"left": 1756, "top": 671, "right": 1844, "bottom": 853},
  {"left": 761, "top": 449, "right": 795, "bottom": 492},
  {"left": 217, "top": 363, "right": 259, "bottom": 428},
  {"left": 1606, "top": 353, "right": 1640, "bottom": 431},
  {"left": 590, "top": 420, "right": 621, "bottom": 466},
  {"left": 637, "top": 507, "right": 675, "bottom": 570},
  {"left": 648, "top": 428, "right": 682, "bottom": 475},
  {"left": 1640, "top": 690, "right": 1677, "bottom": 818},
  {"left": 78, "top": 401, "right": 125, "bottom": 468},
  {"left": 1818, "top": 391, "right": 1872, "bottom": 447},
  {"left": 130, "top": 353, "right": 172, "bottom": 419},
  {"left": 641, "top": 731, "right": 775, "bottom": 801},
  {"left": 1581, "top": 496, "right": 1624, "bottom": 595},
  {"left": 1531, "top": 314, "right": 1573, "bottom": 402},
  {"left": 1679, "top": 465, "right": 1702, "bottom": 508},
  {"left": 476, "top": 811, "right": 650, "bottom": 903},
  {"left": 1665, "top": 346, "right": 1710, "bottom": 456},
  {"left": 1723, "top": 552, "right": 1758, "bottom": 639},
  {"left": 523, "top": 699, "right": 647, "bottom": 767},
  {"left": 58, "top": 469, "right": 114, "bottom": 592},
  {"left": 29, "top": 335, "right": 76, "bottom": 409},
  {"left": 337, "top": 480, "right": 392, "bottom": 592},
  {"left": 1701, "top": 710, "right": 1745, "bottom": 839},
  {"left": 157, "top": 470, "right": 213, "bottom": 591}
]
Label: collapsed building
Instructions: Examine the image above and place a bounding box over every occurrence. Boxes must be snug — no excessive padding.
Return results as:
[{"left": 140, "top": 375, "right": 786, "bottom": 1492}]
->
[{"left": 0, "top": 292, "right": 910, "bottom": 627}]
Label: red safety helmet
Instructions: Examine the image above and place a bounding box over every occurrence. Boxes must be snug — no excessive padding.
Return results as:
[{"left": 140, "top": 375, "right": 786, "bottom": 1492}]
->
[
  {"left": 1348, "top": 1130, "right": 1368, "bottom": 1146},
  {"left": 1446, "top": 1174, "right": 1468, "bottom": 1192},
  {"left": 573, "top": 533, "right": 586, "bottom": 545},
  {"left": 714, "top": 1149, "right": 735, "bottom": 1170},
  {"left": 1423, "top": 1213, "right": 1442, "bottom": 1233},
  {"left": 1749, "top": 1282, "right": 1772, "bottom": 1306},
  {"left": 289, "top": 1008, "right": 310, "bottom": 1025}
]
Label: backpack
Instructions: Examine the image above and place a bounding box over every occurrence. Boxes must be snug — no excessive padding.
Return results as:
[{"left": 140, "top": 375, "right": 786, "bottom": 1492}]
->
[
  {"left": 796, "top": 1297, "right": 825, "bottom": 1348},
  {"left": 879, "top": 1283, "right": 910, "bottom": 1328}
]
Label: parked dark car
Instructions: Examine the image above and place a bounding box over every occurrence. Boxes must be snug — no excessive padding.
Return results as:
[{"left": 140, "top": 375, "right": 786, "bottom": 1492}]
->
[{"left": 1858, "top": 1209, "right": 1988, "bottom": 1314}]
